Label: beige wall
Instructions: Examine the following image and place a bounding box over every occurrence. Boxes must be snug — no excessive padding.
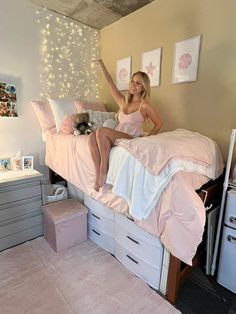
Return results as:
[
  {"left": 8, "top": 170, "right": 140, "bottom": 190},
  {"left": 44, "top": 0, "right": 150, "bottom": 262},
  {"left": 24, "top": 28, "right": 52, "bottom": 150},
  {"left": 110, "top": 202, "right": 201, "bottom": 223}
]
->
[{"left": 100, "top": 0, "right": 236, "bottom": 162}]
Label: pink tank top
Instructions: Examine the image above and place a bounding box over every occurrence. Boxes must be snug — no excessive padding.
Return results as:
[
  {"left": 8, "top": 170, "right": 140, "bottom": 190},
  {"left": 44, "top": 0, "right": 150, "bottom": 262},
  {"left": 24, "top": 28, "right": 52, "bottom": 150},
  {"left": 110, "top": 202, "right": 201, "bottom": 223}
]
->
[{"left": 115, "top": 103, "right": 144, "bottom": 137}]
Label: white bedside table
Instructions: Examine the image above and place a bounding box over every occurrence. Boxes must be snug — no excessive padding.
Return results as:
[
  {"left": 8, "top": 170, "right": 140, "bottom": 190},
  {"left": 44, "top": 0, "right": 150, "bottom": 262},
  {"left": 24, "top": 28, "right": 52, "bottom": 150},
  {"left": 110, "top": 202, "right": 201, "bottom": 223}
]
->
[{"left": 0, "top": 170, "right": 44, "bottom": 251}]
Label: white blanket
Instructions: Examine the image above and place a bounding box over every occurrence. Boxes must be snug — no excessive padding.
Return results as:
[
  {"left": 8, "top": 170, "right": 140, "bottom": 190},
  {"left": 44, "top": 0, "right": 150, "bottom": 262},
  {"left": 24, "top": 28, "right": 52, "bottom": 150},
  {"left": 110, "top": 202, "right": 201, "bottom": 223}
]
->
[{"left": 107, "top": 129, "right": 223, "bottom": 220}]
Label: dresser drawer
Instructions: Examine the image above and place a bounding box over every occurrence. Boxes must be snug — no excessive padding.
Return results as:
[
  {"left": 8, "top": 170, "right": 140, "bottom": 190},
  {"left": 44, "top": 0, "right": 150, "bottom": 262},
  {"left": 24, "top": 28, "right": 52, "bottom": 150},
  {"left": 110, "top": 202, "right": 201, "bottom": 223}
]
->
[
  {"left": 0, "top": 212, "right": 43, "bottom": 239},
  {"left": 0, "top": 225, "right": 43, "bottom": 252},
  {"left": 84, "top": 194, "right": 114, "bottom": 220},
  {"left": 0, "top": 197, "right": 42, "bottom": 222},
  {"left": 88, "top": 208, "right": 114, "bottom": 237},
  {"left": 0, "top": 181, "right": 41, "bottom": 206},
  {"left": 115, "top": 242, "right": 161, "bottom": 290},
  {"left": 115, "top": 222, "right": 163, "bottom": 267},
  {"left": 88, "top": 222, "right": 115, "bottom": 254}
]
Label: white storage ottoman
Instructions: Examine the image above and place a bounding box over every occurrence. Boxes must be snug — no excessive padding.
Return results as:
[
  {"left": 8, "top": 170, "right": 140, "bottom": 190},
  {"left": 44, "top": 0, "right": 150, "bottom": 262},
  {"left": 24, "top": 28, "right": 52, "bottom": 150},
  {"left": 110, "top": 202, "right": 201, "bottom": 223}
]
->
[{"left": 43, "top": 199, "right": 88, "bottom": 252}]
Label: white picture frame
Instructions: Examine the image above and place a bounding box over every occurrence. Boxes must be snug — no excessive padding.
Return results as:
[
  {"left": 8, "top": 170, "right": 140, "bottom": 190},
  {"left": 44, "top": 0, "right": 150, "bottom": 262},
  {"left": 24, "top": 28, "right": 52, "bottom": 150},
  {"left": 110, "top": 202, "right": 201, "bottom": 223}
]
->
[
  {"left": 0, "top": 158, "right": 11, "bottom": 171},
  {"left": 116, "top": 56, "right": 131, "bottom": 91},
  {"left": 172, "top": 35, "right": 201, "bottom": 84},
  {"left": 142, "top": 48, "right": 162, "bottom": 87},
  {"left": 22, "top": 155, "right": 34, "bottom": 170}
]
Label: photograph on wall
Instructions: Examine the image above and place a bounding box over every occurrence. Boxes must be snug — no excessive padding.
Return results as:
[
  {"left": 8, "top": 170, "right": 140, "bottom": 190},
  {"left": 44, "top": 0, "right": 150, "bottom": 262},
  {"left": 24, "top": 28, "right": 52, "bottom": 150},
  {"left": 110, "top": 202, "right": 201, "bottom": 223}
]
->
[
  {"left": 0, "top": 83, "right": 18, "bottom": 117},
  {"left": 172, "top": 35, "right": 201, "bottom": 84},
  {"left": 142, "top": 48, "right": 162, "bottom": 87},
  {"left": 22, "top": 156, "right": 34, "bottom": 170},
  {"left": 0, "top": 158, "right": 11, "bottom": 171},
  {"left": 116, "top": 56, "right": 131, "bottom": 91}
]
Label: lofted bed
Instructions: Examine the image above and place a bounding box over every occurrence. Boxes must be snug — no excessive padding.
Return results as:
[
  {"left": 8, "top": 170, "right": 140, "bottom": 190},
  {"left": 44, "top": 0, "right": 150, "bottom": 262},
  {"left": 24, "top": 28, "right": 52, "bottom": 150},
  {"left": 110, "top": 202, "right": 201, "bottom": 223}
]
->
[{"left": 32, "top": 99, "right": 224, "bottom": 303}]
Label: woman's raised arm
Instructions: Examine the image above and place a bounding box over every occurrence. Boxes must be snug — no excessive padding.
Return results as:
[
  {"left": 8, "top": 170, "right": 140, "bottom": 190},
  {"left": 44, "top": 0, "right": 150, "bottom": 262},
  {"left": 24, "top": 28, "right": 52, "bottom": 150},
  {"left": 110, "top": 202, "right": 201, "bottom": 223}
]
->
[{"left": 94, "top": 59, "right": 125, "bottom": 107}]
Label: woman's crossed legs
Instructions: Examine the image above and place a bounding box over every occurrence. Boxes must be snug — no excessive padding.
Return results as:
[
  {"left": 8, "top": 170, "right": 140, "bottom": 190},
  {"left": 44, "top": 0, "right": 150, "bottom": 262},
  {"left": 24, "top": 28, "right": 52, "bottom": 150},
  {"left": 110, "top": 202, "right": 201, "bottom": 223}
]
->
[{"left": 88, "top": 127, "right": 132, "bottom": 191}]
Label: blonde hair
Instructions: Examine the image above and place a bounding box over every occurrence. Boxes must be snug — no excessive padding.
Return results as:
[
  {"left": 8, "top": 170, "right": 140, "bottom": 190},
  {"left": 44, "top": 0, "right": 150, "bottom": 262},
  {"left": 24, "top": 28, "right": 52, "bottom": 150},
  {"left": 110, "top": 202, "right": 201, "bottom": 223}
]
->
[{"left": 120, "top": 72, "right": 150, "bottom": 112}]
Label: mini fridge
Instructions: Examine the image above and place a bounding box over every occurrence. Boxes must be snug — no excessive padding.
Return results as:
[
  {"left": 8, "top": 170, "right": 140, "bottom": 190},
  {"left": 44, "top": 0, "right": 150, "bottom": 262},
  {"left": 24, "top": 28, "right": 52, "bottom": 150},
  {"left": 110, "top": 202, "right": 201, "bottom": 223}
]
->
[{"left": 217, "top": 189, "right": 236, "bottom": 293}]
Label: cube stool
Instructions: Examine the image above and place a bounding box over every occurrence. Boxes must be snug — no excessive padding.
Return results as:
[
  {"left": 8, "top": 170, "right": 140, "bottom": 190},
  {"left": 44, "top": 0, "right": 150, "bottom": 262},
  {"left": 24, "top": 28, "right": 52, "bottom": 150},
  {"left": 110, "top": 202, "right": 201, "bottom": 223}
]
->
[{"left": 43, "top": 198, "right": 88, "bottom": 252}]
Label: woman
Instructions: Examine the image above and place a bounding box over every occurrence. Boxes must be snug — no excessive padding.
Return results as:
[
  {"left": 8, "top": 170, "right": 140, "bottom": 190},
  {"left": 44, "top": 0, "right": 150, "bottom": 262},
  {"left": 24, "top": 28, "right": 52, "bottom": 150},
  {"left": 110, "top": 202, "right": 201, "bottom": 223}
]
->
[{"left": 88, "top": 59, "right": 163, "bottom": 191}]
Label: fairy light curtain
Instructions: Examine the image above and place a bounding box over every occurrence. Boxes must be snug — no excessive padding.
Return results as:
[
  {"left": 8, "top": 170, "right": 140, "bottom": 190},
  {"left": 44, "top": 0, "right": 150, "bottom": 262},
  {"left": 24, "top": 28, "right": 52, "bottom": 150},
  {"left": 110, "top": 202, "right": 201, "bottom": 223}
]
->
[{"left": 36, "top": 8, "right": 100, "bottom": 100}]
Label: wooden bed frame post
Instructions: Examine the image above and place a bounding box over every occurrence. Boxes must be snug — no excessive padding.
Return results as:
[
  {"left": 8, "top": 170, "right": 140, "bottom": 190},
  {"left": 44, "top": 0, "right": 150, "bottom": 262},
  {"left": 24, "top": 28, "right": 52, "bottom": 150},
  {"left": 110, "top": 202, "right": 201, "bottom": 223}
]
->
[{"left": 166, "top": 254, "right": 181, "bottom": 304}]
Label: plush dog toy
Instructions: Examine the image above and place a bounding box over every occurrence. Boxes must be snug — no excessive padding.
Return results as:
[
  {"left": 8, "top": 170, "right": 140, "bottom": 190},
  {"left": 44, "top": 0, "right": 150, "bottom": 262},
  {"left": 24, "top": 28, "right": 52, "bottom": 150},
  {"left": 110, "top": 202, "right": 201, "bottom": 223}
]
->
[{"left": 73, "top": 112, "right": 94, "bottom": 135}]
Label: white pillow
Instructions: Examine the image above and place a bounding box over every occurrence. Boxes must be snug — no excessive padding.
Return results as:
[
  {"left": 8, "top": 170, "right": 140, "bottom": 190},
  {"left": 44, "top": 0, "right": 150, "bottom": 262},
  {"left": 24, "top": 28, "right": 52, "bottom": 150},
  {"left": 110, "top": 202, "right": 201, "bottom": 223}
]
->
[
  {"left": 103, "top": 118, "right": 118, "bottom": 129},
  {"left": 48, "top": 98, "right": 77, "bottom": 131},
  {"left": 87, "top": 110, "right": 116, "bottom": 130}
]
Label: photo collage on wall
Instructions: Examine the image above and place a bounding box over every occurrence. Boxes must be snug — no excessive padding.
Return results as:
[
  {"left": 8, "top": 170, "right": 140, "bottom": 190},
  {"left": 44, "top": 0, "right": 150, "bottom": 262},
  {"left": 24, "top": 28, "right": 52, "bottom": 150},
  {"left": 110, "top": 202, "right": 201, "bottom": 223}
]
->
[{"left": 0, "top": 82, "right": 18, "bottom": 117}]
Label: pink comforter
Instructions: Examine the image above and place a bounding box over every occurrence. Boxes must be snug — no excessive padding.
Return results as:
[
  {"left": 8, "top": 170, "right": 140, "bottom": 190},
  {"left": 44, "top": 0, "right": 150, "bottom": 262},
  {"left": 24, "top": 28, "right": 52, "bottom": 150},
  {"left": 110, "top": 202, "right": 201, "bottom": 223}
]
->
[{"left": 45, "top": 129, "right": 224, "bottom": 265}]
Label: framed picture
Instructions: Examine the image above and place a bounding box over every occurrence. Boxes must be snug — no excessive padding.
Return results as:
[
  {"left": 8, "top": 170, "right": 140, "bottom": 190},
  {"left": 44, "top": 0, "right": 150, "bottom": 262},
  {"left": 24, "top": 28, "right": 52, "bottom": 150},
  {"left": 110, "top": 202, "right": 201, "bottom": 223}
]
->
[
  {"left": 116, "top": 56, "right": 131, "bottom": 91},
  {"left": 22, "top": 156, "right": 34, "bottom": 170},
  {"left": 0, "top": 82, "right": 18, "bottom": 117},
  {"left": 142, "top": 48, "right": 162, "bottom": 87},
  {"left": 0, "top": 158, "right": 11, "bottom": 171},
  {"left": 172, "top": 35, "right": 201, "bottom": 84}
]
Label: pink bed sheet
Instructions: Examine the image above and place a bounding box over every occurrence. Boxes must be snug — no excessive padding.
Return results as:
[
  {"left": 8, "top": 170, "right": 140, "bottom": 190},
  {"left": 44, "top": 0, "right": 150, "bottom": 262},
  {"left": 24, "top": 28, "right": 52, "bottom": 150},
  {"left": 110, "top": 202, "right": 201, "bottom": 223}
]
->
[{"left": 45, "top": 130, "right": 223, "bottom": 265}]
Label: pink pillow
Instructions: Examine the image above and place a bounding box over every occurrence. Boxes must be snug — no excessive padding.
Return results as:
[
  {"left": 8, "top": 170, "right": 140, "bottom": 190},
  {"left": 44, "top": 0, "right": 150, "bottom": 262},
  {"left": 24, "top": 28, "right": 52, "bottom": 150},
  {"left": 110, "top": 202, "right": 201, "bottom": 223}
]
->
[
  {"left": 74, "top": 100, "right": 106, "bottom": 113},
  {"left": 31, "top": 100, "right": 56, "bottom": 131},
  {"left": 60, "top": 114, "right": 77, "bottom": 134}
]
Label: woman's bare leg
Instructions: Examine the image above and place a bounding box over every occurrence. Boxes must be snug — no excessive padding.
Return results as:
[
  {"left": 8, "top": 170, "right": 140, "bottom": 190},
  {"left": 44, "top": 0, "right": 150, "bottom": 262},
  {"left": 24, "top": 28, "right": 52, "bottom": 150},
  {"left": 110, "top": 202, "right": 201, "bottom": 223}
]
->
[
  {"left": 96, "top": 127, "right": 132, "bottom": 188},
  {"left": 88, "top": 132, "right": 101, "bottom": 191}
]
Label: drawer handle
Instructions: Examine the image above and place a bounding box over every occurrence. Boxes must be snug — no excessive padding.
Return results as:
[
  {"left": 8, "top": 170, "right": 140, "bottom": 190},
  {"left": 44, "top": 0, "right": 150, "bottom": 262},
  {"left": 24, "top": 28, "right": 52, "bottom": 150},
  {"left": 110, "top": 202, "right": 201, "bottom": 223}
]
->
[
  {"left": 92, "top": 229, "right": 100, "bottom": 236},
  {"left": 127, "top": 235, "right": 139, "bottom": 245},
  {"left": 126, "top": 254, "right": 138, "bottom": 264},
  {"left": 127, "top": 216, "right": 134, "bottom": 222},
  {"left": 229, "top": 216, "right": 236, "bottom": 225},
  {"left": 227, "top": 235, "right": 236, "bottom": 244},
  {"left": 92, "top": 213, "right": 100, "bottom": 220}
]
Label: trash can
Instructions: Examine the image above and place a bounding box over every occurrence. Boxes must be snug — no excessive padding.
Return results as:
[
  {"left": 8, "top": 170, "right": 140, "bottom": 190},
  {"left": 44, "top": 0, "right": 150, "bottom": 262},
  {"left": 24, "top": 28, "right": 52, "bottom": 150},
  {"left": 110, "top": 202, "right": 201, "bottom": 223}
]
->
[{"left": 43, "top": 184, "right": 68, "bottom": 204}]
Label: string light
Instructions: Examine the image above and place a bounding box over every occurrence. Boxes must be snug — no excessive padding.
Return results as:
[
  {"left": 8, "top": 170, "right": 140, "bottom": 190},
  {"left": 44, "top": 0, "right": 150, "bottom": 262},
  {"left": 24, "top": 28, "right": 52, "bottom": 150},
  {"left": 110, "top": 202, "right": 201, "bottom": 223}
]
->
[{"left": 36, "top": 8, "right": 100, "bottom": 99}]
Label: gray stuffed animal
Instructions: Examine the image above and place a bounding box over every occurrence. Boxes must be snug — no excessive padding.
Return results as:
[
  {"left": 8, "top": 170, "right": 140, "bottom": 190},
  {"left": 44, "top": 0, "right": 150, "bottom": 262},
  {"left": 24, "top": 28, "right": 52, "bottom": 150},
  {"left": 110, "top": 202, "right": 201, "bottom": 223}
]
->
[{"left": 73, "top": 112, "right": 94, "bottom": 135}]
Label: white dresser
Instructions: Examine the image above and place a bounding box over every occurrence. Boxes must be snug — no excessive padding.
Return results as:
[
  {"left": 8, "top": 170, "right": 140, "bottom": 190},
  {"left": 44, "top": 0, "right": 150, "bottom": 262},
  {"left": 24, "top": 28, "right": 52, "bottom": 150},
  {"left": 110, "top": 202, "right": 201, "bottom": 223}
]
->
[
  {"left": 0, "top": 170, "right": 43, "bottom": 251},
  {"left": 84, "top": 194, "right": 164, "bottom": 290}
]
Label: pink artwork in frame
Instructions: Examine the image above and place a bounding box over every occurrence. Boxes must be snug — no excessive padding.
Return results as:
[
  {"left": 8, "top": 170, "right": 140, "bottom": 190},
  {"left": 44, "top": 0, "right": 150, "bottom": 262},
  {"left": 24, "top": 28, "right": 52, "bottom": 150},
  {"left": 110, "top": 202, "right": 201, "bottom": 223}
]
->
[
  {"left": 172, "top": 35, "right": 201, "bottom": 84},
  {"left": 116, "top": 57, "right": 131, "bottom": 91}
]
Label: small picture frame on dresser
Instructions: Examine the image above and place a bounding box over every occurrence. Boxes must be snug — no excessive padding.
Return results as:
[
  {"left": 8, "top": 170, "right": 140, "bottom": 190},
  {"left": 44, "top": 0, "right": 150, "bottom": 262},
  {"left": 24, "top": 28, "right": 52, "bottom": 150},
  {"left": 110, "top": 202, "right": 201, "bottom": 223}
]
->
[
  {"left": 0, "top": 158, "right": 11, "bottom": 171},
  {"left": 22, "top": 155, "right": 34, "bottom": 170}
]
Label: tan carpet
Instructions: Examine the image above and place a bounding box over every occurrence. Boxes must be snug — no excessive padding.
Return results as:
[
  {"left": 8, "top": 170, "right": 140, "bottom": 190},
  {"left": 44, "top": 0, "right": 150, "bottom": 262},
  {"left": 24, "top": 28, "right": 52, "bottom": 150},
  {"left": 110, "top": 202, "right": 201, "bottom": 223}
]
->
[{"left": 0, "top": 237, "right": 181, "bottom": 314}]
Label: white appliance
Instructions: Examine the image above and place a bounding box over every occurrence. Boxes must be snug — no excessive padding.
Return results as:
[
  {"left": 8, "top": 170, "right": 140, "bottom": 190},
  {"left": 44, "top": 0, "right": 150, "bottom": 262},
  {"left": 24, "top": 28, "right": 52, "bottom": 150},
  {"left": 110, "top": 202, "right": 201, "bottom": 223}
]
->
[{"left": 217, "top": 189, "right": 236, "bottom": 293}]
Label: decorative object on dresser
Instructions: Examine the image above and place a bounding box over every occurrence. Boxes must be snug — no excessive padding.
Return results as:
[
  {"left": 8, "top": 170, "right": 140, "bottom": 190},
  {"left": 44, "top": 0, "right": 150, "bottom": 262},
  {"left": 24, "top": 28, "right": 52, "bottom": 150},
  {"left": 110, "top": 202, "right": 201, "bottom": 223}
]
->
[
  {"left": 0, "top": 170, "right": 43, "bottom": 251},
  {"left": 22, "top": 155, "right": 34, "bottom": 170},
  {"left": 43, "top": 198, "right": 88, "bottom": 252},
  {"left": 0, "top": 157, "right": 11, "bottom": 171}
]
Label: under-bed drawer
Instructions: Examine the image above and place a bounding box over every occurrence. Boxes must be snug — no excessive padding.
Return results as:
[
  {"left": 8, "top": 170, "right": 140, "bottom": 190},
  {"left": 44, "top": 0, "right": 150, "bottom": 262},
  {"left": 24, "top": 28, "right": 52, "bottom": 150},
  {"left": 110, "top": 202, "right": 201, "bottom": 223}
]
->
[
  {"left": 84, "top": 194, "right": 115, "bottom": 220},
  {"left": 115, "top": 242, "right": 161, "bottom": 290},
  {"left": 115, "top": 212, "right": 163, "bottom": 262},
  {"left": 88, "top": 208, "right": 114, "bottom": 237},
  {"left": 88, "top": 222, "right": 115, "bottom": 255},
  {"left": 115, "top": 222, "right": 163, "bottom": 267}
]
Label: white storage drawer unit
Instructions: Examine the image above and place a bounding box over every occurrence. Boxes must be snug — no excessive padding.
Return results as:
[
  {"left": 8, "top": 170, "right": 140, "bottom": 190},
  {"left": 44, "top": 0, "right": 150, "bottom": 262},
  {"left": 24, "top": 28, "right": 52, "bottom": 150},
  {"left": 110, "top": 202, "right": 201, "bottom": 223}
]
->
[
  {"left": 115, "top": 212, "right": 163, "bottom": 290},
  {"left": 84, "top": 195, "right": 164, "bottom": 291},
  {"left": 223, "top": 190, "right": 236, "bottom": 229},
  {"left": 217, "top": 189, "right": 236, "bottom": 293},
  {"left": 84, "top": 194, "right": 115, "bottom": 254},
  {"left": 0, "top": 170, "right": 43, "bottom": 251},
  {"left": 217, "top": 226, "right": 236, "bottom": 293}
]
